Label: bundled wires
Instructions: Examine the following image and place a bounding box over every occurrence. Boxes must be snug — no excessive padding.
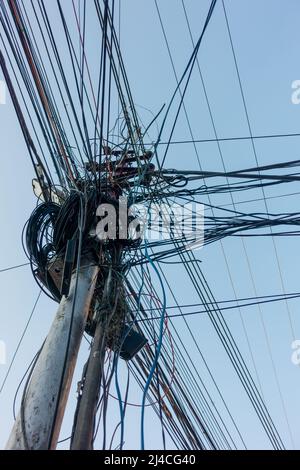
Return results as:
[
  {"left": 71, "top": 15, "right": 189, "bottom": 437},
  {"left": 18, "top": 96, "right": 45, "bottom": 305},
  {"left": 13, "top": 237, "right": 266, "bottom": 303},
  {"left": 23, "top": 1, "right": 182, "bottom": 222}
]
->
[{"left": 1, "top": 0, "right": 296, "bottom": 452}]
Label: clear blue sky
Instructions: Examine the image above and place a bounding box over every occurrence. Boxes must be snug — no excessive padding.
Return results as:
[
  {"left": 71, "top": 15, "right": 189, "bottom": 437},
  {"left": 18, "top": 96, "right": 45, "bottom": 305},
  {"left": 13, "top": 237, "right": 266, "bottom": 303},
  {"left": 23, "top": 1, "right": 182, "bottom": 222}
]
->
[{"left": 0, "top": 0, "right": 300, "bottom": 450}]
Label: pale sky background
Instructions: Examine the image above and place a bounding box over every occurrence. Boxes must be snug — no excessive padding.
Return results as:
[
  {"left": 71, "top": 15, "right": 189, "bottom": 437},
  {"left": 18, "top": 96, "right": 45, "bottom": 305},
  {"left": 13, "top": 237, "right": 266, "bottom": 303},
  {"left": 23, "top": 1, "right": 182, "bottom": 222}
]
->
[{"left": 1, "top": 0, "right": 300, "bottom": 450}]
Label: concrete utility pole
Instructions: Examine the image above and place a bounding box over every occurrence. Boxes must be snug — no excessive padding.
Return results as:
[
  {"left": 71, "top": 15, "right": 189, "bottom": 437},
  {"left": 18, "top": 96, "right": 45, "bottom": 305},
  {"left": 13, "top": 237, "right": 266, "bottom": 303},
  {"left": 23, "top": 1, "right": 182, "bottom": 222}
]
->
[
  {"left": 70, "top": 317, "right": 106, "bottom": 449},
  {"left": 71, "top": 268, "right": 115, "bottom": 450},
  {"left": 6, "top": 258, "right": 99, "bottom": 450}
]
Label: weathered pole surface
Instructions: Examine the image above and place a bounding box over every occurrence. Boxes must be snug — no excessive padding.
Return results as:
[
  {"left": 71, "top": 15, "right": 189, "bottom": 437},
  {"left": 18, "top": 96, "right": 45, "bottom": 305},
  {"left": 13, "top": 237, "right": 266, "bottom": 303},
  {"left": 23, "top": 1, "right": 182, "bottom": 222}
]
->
[
  {"left": 70, "top": 269, "right": 115, "bottom": 450},
  {"left": 70, "top": 318, "right": 106, "bottom": 450},
  {"left": 6, "top": 259, "right": 99, "bottom": 450}
]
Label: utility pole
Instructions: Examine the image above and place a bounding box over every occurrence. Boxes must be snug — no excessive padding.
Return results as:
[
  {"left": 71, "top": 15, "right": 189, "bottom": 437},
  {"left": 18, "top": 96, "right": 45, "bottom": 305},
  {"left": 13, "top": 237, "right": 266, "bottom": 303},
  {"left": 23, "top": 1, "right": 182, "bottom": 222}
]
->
[
  {"left": 70, "top": 316, "right": 106, "bottom": 449},
  {"left": 71, "top": 267, "right": 117, "bottom": 450},
  {"left": 6, "top": 258, "right": 99, "bottom": 450}
]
